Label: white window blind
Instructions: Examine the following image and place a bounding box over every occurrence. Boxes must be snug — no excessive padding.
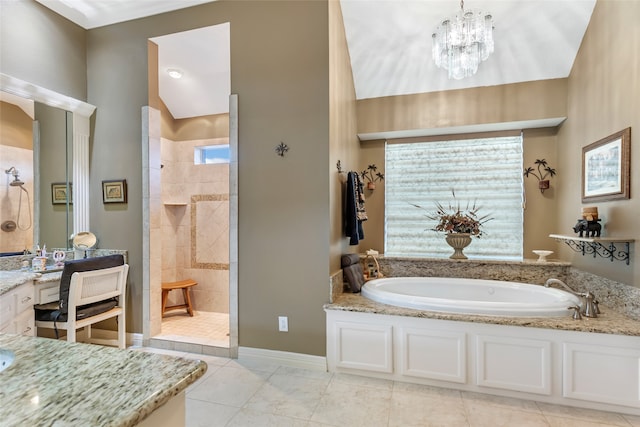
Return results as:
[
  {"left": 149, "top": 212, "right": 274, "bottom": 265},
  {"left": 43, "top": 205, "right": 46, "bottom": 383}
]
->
[{"left": 385, "top": 135, "right": 524, "bottom": 260}]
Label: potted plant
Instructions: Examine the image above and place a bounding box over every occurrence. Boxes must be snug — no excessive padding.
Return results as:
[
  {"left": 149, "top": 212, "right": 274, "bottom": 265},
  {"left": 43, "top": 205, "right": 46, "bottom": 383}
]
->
[
  {"left": 411, "top": 191, "right": 493, "bottom": 259},
  {"left": 524, "top": 159, "right": 557, "bottom": 193},
  {"left": 360, "top": 164, "right": 385, "bottom": 190}
]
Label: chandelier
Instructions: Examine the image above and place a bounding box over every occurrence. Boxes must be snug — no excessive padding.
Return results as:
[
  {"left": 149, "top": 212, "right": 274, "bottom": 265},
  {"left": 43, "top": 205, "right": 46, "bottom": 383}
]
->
[{"left": 432, "top": 0, "right": 494, "bottom": 80}]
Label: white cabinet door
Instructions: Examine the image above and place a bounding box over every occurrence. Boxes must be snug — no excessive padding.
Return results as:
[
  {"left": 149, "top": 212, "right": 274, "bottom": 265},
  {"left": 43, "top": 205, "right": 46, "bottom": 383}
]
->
[
  {"left": 332, "top": 321, "right": 393, "bottom": 373},
  {"left": 476, "top": 335, "right": 552, "bottom": 395},
  {"left": 14, "top": 308, "right": 35, "bottom": 336},
  {"left": 563, "top": 342, "right": 640, "bottom": 408},
  {"left": 400, "top": 327, "right": 466, "bottom": 383}
]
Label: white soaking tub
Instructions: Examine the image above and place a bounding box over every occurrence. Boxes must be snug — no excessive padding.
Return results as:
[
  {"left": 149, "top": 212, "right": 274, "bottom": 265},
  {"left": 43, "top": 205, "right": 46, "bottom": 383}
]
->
[{"left": 361, "top": 277, "right": 581, "bottom": 317}]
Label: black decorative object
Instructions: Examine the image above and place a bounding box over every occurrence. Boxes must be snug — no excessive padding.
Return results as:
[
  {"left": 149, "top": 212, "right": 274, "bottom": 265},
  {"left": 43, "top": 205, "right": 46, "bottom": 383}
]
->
[
  {"left": 275, "top": 142, "right": 289, "bottom": 157},
  {"left": 572, "top": 219, "right": 602, "bottom": 238}
]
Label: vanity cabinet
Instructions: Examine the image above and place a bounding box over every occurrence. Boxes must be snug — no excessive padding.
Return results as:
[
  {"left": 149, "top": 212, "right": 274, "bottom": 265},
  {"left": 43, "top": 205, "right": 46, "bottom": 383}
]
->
[
  {"left": 34, "top": 279, "right": 60, "bottom": 305},
  {"left": 0, "top": 282, "right": 35, "bottom": 336}
]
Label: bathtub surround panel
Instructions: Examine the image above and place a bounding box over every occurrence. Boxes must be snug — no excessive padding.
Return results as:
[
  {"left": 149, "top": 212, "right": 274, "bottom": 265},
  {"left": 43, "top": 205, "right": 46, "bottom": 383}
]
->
[{"left": 326, "top": 310, "right": 640, "bottom": 415}]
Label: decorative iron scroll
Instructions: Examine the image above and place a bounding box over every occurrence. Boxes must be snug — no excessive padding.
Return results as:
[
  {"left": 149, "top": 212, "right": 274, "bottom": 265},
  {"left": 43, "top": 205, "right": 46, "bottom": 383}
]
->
[{"left": 553, "top": 237, "right": 630, "bottom": 265}]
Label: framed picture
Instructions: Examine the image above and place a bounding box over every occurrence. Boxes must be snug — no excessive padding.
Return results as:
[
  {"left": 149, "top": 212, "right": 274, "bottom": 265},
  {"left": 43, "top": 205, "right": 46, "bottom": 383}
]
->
[
  {"left": 51, "top": 182, "right": 72, "bottom": 205},
  {"left": 102, "top": 179, "right": 127, "bottom": 204},
  {"left": 582, "top": 127, "right": 631, "bottom": 203}
]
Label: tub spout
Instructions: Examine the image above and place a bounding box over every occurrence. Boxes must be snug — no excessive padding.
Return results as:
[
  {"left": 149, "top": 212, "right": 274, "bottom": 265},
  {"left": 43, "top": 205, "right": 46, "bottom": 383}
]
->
[{"left": 545, "top": 278, "right": 598, "bottom": 318}]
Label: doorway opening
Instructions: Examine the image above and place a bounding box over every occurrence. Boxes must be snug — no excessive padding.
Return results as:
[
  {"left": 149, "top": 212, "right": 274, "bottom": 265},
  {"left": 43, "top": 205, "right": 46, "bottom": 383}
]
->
[{"left": 143, "top": 23, "right": 238, "bottom": 356}]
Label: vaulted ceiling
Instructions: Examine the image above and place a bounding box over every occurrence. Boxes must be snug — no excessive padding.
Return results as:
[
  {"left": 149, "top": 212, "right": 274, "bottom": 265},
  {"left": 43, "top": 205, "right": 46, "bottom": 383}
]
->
[{"left": 35, "top": 0, "right": 596, "bottom": 119}]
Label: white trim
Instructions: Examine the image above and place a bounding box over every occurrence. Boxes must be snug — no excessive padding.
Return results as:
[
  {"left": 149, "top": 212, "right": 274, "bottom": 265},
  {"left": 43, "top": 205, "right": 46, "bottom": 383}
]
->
[
  {"left": 358, "top": 118, "right": 565, "bottom": 141},
  {"left": 0, "top": 73, "right": 95, "bottom": 118},
  {"left": 238, "top": 347, "right": 327, "bottom": 372}
]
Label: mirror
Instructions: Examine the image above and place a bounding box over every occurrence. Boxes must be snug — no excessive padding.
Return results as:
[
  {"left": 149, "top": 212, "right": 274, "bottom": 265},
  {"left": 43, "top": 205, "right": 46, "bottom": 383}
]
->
[
  {"left": 1, "top": 94, "right": 72, "bottom": 252},
  {"left": 0, "top": 73, "right": 95, "bottom": 259}
]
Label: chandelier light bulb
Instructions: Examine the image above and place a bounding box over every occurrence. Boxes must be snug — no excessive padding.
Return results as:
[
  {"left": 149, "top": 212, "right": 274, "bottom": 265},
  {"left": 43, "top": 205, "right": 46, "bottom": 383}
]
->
[{"left": 432, "top": 0, "right": 494, "bottom": 79}]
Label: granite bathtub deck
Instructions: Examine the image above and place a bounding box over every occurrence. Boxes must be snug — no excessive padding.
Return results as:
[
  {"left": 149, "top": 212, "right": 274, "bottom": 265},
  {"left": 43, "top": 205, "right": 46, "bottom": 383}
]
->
[
  {"left": 0, "top": 334, "right": 207, "bottom": 427},
  {"left": 325, "top": 293, "right": 640, "bottom": 337}
]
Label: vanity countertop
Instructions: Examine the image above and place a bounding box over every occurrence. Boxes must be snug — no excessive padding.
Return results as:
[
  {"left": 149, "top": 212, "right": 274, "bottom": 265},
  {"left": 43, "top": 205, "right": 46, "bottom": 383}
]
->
[
  {"left": 0, "top": 270, "right": 39, "bottom": 295},
  {"left": 325, "top": 293, "right": 640, "bottom": 337},
  {"left": 0, "top": 333, "right": 207, "bottom": 427}
]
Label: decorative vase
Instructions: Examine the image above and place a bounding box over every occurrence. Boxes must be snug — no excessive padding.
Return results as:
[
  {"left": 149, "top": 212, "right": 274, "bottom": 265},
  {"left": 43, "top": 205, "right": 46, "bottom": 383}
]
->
[
  {"left": 367, "top": 182, "right": 376, "bottom": 190},
  {"left": 445, "top": 233, "right": 472, "bottom": 259}
]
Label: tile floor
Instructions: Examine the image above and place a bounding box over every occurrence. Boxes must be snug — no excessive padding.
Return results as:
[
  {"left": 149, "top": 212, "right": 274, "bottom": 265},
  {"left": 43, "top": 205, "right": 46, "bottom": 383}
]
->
[
  {"left": 138, "top": 347, "right": 640, "bottom": 427},
  {"left": 156, "top": 311, "right": 229, "bottom": 347}
]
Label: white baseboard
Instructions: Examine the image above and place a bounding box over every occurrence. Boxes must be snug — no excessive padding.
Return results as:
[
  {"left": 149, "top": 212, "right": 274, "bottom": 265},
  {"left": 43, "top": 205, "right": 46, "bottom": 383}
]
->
[{"left": 238, "top": 346, "right": 327, "bottom": 371}]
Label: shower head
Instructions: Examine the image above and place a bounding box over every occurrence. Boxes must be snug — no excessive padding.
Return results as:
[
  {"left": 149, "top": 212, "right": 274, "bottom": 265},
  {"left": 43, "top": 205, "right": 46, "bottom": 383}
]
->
[{"left": 5, "top": 166, "right": 24, "bottom": 186}]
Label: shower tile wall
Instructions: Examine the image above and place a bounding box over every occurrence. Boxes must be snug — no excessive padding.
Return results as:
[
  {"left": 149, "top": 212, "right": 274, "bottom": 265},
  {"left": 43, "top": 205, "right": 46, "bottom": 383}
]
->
[
  {"left": 1, "top": 145, "right": 33, "bottom": 252},
  {"left": 161, "top": 137, "right": 229, "bottom": 314}
]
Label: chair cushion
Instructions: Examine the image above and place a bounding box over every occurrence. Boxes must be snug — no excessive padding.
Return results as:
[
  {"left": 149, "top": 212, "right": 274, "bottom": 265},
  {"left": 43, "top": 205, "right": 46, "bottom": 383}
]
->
[
  {"left": 35, "top": 298, "right": 118, "bottom": 322},
  {"left": 58, "top": 254, "right": 124, "bottom": 314}
]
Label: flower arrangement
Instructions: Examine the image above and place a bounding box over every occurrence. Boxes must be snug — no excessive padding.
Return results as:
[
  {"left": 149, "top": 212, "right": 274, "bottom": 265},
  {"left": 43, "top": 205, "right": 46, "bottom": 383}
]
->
[{"left": 411, "top": 191, "right": 493, "bottom": 238}]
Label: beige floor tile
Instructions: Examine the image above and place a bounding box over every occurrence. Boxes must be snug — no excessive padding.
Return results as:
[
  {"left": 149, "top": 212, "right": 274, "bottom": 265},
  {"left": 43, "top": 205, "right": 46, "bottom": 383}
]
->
[
  {"left": 389, "top": 387, "right": 469, "bottom": 426},
  {"left": 536, "top": 402, "right": 631, "bottom": 426},
  {"left": 545, "top": 415, "right": 633, "bottom": 427},
  {"left": 186, "top": 399, "right": 239, "bottom": 427},
  {"left": 623, "top": 414, "right": 640, "bottom": 427},
  {"left": 330, "top": 372, "right": 394, "bottom": 390},
  {"left": 466, "top": 403, "right": 550, "bottom": 427},
  {"left": 462, "top": 390, "right": 542, "bottom": 413},
  {"left": 226, "top": 408, "right": 309, "bottom": 427},
  {"left": 244, "top": 372, "right": 330, "bottom": 419},
  {"left": 158, "top": 311, "right": 229, "bottom": 347},
  {"left": 187, "top": 365, "right": 271, "bottom": 407},
  {"left": 310, "top": 380, "right": 392, "bottom": 427}
]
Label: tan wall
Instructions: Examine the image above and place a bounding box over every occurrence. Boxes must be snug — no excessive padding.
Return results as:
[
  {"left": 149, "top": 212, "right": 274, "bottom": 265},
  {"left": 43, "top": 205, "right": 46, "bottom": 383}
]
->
[
  {"left": 0, "top": 0, "right": 86, "bottom": 101},
  {"left": 0, "top": 102, "right": 32, "bottom": 149},
  {"left": 356, "top": 82, "right": 566, "bottom": 258},
  {"left": 557, "top": 0, "right": 640, "bottom": 286},
  {"left": 87, "top": 0, "right": 331, "bottom": 355},
  {"left": 357, "top": 79, "right": 567, "bottom": 135},
  {"left": 329, "top": 0, "right": 360, "bottom": 273}
]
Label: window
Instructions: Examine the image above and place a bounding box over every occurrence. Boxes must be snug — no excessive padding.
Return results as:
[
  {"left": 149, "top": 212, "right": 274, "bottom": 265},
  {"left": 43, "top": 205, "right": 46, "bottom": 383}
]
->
[
  {"left": 385, "top": 135, "right": 524, "bottom": 260},
  {"left": 194, "top": 144, "right": 230, "bottom": 164}
]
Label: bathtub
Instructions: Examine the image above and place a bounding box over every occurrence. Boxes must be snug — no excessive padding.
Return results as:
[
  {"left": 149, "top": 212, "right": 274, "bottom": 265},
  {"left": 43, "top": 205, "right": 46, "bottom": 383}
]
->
[{"left": 361, "top": 277, "right": 581, "bottom": 317}]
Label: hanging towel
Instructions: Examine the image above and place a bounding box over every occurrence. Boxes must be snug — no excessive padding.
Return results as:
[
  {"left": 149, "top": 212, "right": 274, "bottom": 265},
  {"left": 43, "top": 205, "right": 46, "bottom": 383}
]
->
[{"left": 345, "top": 171, "right": 366, "bottom": 245}]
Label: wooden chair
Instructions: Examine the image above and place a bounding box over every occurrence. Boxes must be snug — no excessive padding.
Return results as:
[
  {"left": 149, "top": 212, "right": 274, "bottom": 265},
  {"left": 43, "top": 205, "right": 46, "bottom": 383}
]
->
[{"left": 35, "top": 263, "right": 129, "bottom": 348}]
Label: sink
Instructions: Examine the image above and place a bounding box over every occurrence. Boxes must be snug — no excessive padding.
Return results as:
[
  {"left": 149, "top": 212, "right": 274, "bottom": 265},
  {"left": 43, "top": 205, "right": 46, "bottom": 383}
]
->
[{"left": 0, "top": 349, "right": 15, "bottom": 373}]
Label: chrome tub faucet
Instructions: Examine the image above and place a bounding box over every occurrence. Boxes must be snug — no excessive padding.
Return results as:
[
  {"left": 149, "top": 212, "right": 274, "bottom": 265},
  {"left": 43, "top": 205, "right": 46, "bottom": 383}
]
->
[{"left": 544, "top": 278, "right": 599, "bottom": 318}]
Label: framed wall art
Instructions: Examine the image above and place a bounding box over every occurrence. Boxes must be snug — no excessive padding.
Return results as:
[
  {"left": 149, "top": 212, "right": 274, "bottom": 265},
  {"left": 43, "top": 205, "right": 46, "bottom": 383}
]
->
[
  {"left": 582, "top": 127, "right": 631, "bottom": 203},
  {"left": 51, "top": 182, "right": 72, "bottom": 205},
  {"left": 102, "top": 179, "right": 127, "bottom": 204}
]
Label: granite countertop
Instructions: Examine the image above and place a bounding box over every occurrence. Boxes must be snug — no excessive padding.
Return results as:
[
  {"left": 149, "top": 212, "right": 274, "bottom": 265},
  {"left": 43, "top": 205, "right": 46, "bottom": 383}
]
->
[
  {"left": 0, "top": 270, "right": 39, "bottom": 295},
  {"left": 325, "top": 293, "right": 640, "bottom": 337},
  {"left": 0, "top": 270, "right": 63, "bottom": 296},
  {"left": 0, "top": 333, "right": 207, "bottom": 427}
]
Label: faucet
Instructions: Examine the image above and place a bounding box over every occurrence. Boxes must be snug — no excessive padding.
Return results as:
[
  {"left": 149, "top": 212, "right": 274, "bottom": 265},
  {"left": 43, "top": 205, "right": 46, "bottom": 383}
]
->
[{"left": 544, "top": 278, "right": 599, "bottom": 318}]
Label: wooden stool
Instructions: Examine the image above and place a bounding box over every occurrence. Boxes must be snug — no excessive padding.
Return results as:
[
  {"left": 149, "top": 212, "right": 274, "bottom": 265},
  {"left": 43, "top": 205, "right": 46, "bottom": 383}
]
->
[{"left": 161, "top": 279, "right": 197, "bottom": 317}]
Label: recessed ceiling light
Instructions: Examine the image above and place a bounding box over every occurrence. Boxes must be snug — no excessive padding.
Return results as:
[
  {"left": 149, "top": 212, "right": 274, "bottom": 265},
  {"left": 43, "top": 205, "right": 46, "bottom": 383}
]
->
[{"left": 167, "top": 68, "right": 183, "bottom": 79}]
